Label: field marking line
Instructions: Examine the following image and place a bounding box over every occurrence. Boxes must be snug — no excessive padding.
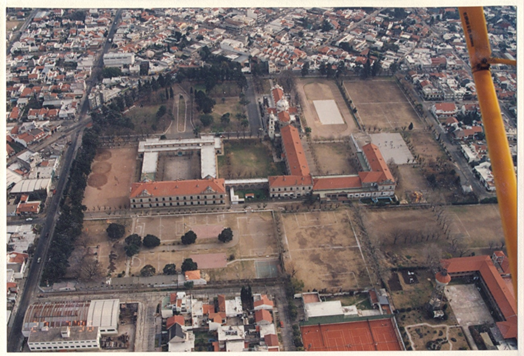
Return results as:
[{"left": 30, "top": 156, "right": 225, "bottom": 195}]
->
[
  {"left": 449, "top": 213, "right": 471, "bottom": 238},
  {"left": 346, "top": 210, "right": 373, "bottom": 285}
]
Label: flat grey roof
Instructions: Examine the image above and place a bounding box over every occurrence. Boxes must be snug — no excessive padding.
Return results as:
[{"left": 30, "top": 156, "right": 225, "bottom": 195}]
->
[
  {"left": 28, "top": 326, "right": 99, "bottom": 343},
  {"left": 11, "top": 178, "right": 51, "bottom": 193}
]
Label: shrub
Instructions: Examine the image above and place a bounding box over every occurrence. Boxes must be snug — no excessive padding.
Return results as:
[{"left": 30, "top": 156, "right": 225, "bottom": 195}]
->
[{"left": 106, "top": 223, "right": 125, "bottom": 240}]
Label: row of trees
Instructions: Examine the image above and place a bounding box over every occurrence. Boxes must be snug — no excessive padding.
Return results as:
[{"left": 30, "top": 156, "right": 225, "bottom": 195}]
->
[
  {"left": 41, "top": 127, "right": 100, "bottom": 286},
  {"left": 141, "top": 258, "right": 198, "bottom": 277},
  {"left": 181, "top": 228, "right": 234, "bottom": 245},
  {"left": 176, "top": 46, "right": 247, "bottom": 92}
]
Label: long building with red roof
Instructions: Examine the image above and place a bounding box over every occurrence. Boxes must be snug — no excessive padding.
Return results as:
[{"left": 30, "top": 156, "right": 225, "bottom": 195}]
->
[
  {"left": 129, "top": 178, "right": 226, "bottom": 208},
  {"left": 441, "top": 252, "right": 517, "bottom": 340}
]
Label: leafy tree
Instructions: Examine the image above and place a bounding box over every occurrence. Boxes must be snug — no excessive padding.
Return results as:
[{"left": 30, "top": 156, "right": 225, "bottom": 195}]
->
[
  {"left": 181, "top": 230, "right": 197, "bottom": 245},
  {"left": 220, "top": 113, "right": 231, "bottom": 125},
  {"left": 305, "top": 127, "right": 312, "bottom": 135},
  {"left": 200, "top": 114, "right": 214, "bottom": 127},
  {"left": 184, "top": 281, "right": 194, "bottom": 289},
  {"left": 194, "top": 90, "right": 216, "bottom": 114},
  {"left": 301, "top": 61, "right": 310, "bottom": 77},
  {"left": 102, "top": 67, "right": 123, "bottom": 78},
  {"left": 408, "top": 122, "right": 414, "bottom": 130},
  {"left": 218, "top": 227, "right": 233, "bottom": 243},
  {"left": 106, "top": 223, "right": 125, "bottom": 240},
  {"left": 169, "top": 87, "right": 174, "bottom": 99},
  {"left": 319, "top": 62, "right": 326, "bottom": 76},
  {"left": 143, "top": 234, "right": 161, "bottom": 248},
  {"left": 181, "top": 258, "right": 198, "bottom": 272},
  {"left": 156, "top": 105, "right": 167, "bottom": 119},
  {"left": 163, "top": 263, "right": 177, "bottom": 275},
  {"left": 240, "top": 285, "right": 254, "bottom": 310},
  {"left": 124, "top": 234, "right": 142, "bottom": 257},
  {"left": 193, "top": 125, "right": 202, "bottom": 137},
  {"left": 140, "top": 264, "right": 156, "bottom": 277},
  {"left": 372, "top": 60, "right": 381, "bottom": 77}
]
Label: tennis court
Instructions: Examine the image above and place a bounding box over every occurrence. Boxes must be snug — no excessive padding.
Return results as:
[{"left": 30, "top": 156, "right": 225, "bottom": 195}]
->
[
  {"left": 255, "top": 260, "right": 279, "bottom": 278},
  {"left": 301, "top": 318, "right": 403, "bottom": 351}
]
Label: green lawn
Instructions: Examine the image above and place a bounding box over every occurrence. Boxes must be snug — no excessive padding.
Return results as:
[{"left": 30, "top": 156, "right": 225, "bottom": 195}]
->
[
  {"left": 236, "top": 189, "right": 268, "bottom": 200},
  {"left": 218, "top": 140, "right": 285, "bottom": 179}
]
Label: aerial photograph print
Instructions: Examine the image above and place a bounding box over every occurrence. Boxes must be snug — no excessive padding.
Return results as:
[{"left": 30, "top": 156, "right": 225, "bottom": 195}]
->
[{"left": 4, "top": 3, "right": 520, "bottom": 353}]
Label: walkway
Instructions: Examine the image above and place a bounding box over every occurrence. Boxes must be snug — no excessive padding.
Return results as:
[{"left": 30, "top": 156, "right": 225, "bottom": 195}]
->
[{"left": 405, "top": 322, "right": 476, "bottom": 351}]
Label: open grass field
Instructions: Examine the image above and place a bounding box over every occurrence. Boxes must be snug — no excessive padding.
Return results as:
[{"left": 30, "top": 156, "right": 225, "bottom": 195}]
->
[
  {"left": 311, "top": 142, "right": 359, "bottom": 176},
  {"left": 124, "top": 102, "right": 172, "bottom": 135},
  {"left": 194, "top": 82, "right": 243, "bottom": 98},
  {"left": 343, "top": 79, "right": 421, "bottom": 132},
  {"left": 395, "top": 165, "right": 435, "bottom": 204},
  {"left": 363, "top": 205, "right": 504, "bottom": 266},
  {"left": 296, "top": 78, "right": 357, "bottom": 139},
  {"left": 78, "top": 212, "right": 278, "bottom": 281},
  {"left": 281, "top": 210, "right": 371, "bottom": 291},
  {"left": 206, "top": 97, "right": 245, "bottom": 132},
  {"left": 445, "top": 204, "right": 503, "bottom": 248},
  {"left": 83, "top": 147, "right": 138, "bottom": 210},
  {"left": 218, "top": 139, "right": 285, "bottom": 179}
]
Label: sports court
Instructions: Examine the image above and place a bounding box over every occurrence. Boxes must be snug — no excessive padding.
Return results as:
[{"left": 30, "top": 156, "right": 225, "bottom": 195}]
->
[
  {"left": 301, "top": 318, "right": 403, "bottom": 351},
  {"left": 190, "top": 253, "right": 227, "bottom": 269},
  {"left": 313, "top": 100, "right": 345, "bottom": 125},
  {"left": 190, "top": 225, "right": 224, "bottom": 240},
  {"left": 255, "top": 260, "right": 279, "bottom": 278},
  {"left": 369, "top": 133, "right": 413, "bottom": 165}
]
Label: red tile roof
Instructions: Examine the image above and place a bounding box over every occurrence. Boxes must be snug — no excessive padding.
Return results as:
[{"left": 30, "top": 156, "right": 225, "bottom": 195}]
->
[
  {"left": 264, "top": 334, "right": 279, "bottom": 347},
  {"left": 130, "top": 178, "right": 225, "bottom": 199},
  {"left": 313, "top": 176, "right": 361, "bottom": 190},
  {"left": 281, "top": 125, "right": 310, "bottom": 176},
  {"left": 277, "top": 111, "right": 290, "bottom": 123},
  {"left": 362, "top": 143, "right": 395, "bottom": 183},
  {"left": 268, "top": 175, "right": 312, "bottom": 188},
  {"left": 441, "top": 255, "right": 517, "bottom": 339},
  {"left": 255, "top": 309, "right": 272, "bottom": 323},
  {"left": 271, "top": 86, "right": 284, "bottom": 104},
  {"left": 217, "top": 295, "right": 226, "bottom": 313},
  {"left": 7, "top": 252, "right": 28, "bottom": 264},
  {"left": 254, "top": 295, "right": 274, "bottom": 309},
  {"left": 184, "top": 270, "right": 201, "bottom": 280},
  {"left": 203, "top": 304, "right": 215, "bottom": 315},
  {"left": 166, "top": 315, "right": 185, "bottom": 329},
  {"left": 170, "top": 293, "right": 177, "bottom": 304},
  {"left": 435, "top": 102, "right": 457, "bottom": 112},
  {"left": 16, "top": 202, "right": 41, "bottom": 214}
]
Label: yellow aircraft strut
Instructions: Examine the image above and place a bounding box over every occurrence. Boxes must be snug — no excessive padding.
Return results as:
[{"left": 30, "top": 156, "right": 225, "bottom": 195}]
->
[{"left": 459, "top": 7, "right": 517, "bottom": 297}]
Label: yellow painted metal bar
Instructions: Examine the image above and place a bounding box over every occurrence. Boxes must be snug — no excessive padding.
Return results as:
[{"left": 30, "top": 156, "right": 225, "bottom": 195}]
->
[
  {"left": 459, "top": 7, "right": 517, "bottom": 297},
  {"left": 488, "top": 58, "right": 517, "bottom": 67}
]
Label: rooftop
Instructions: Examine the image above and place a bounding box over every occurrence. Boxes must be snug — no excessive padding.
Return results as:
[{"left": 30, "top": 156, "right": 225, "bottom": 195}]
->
[{"left": 130, "top": 178, "right": 225, "bottom": 198}]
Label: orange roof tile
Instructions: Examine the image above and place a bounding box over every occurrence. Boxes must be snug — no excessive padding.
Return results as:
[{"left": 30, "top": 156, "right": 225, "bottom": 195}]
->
[
  {"left": 130, "top": 178, "right": 225, "bottom": 199},
  {"left": 170, "top": 293, "right": 177, "bottom": 304},
  {"left": 268, "top": 175, "right": 312, "bottom": 188},
  {"left": 362, "top": 143, "right": 395, "bottom": 183},
  {"left": 166, "top": 315, "right": 185, "bottom": 329},
  {"left": 281, "top": 125, "right": 310, "bottom": 176},
  {"left": 271, "top": 86, "right": 284, "bottom": 104},
  {"left": 264, "top": 334, "right": 279, "bottom": 347},
  {"left": 435, "top": 102, "right": 457, "bottom": 112},
  {"left": 277, "top": 111, "right": 290, "bottom": 122},
  {"left": 203, "top": 304, "right": 215, "bottom": 315},
  {"left": 254, "top": 309, "right": 272, "bottom": 323},
  {"left": 313, "top": 176, "right": 362, "bottom": 190},
  {"left": 254, "top": 295, "right": 274, "bottom": 308},
  {"left": 217, "top": 295, "right": 226, "bottom": 313},
  {"left": 441, "top": 255, "right": 516, "bottom": 339},
  {"left": 184, "top": 270, "right": 201, "bottom": 280}
]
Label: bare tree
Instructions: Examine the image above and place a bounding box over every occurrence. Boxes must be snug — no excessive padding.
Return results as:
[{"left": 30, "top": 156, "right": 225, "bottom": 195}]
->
[
  {"left": 78, "top": 255, "right": 104, "bottom": 282},
  {"left": 422, "top": 243, "right": 442, "bottom": 272}
]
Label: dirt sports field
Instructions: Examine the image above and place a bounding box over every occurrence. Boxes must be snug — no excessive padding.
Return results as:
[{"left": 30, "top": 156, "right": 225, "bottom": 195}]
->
[
  {"left": 282, "top": 210, "right": 371, "bottom": 291},
  {"left": 363, "top": 205, "right": 504, "bottom": 266},
  {"left": 83, "top": 147, "right": 138, "bottom": 210},
  {"left": 296, "top": 78, "right": 358, "bottom": 139},
  {"left": 77, "top": 212, "right": 278, "bottom": 281},
  {"left": 344, "top": 79, "right": 421, "bottom": 132},
  {"left": 310, "top": 142, "right": 359, "bottom": 176}
]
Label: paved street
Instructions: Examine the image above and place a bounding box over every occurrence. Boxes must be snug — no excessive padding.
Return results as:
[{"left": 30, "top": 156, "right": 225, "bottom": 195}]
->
[{"left": 245, "top": 75, "right": 263, "bottom": 135}]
